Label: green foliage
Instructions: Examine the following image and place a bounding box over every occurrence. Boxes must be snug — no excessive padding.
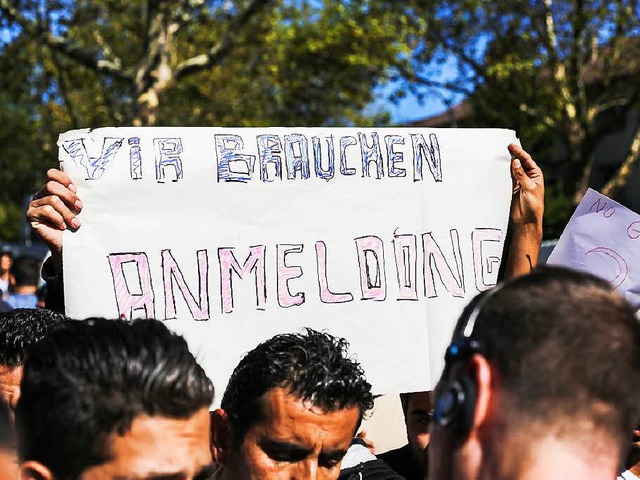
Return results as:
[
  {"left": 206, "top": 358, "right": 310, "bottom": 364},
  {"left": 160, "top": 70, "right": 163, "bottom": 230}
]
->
[
  {"left": 0, "top": 0, "right": 424, "bottom": 240},
  {"left": 0, "top": 34, "right": 58, "bottom": 242},
  {"left": 0, "top": 202, "right": 22, "bottom": 242},
  {"left": 160, "top": 1, "right": 407, "bottom": 126},
  {"left": 542, "top": 182, "right": 576, "bottom": 239},
  {"left": 403, "top": 0, "right": 640, "bottom": 237},
  {"left": 5, "top": 0, "right": 634, "bottom": 242}
]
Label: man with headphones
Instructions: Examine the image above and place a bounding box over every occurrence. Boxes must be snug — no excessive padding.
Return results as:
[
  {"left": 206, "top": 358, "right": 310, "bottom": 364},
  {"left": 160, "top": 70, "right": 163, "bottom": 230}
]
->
[{"left": 429, "top": 267, "right": 640, "bottom": 480}]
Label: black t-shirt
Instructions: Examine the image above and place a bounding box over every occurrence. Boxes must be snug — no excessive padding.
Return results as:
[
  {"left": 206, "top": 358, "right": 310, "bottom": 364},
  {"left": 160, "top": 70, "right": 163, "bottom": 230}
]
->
[{"left": 378, "top": 444, "right": 423, "bottom": 480}]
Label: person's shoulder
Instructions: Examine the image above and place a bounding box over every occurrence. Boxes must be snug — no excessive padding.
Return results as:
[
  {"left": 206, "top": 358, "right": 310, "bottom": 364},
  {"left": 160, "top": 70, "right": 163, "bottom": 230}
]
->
[
  {"left": 339, "top": 458, "right": 406, "bottom": 480},
  {"left": 378, "top": 444, "right": 412, "bottom": 465},
  {"left": 0, "top": 299, "right": 11, "bottom": 313},
  {"left": 6, "top": 294, "right": 37, "bottom": 309}
]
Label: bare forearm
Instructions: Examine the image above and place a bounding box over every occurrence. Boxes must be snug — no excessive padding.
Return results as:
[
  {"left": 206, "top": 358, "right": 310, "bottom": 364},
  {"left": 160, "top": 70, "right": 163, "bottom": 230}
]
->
[{"left": 504, "top": 223, "right": 543, "bottom": 279}]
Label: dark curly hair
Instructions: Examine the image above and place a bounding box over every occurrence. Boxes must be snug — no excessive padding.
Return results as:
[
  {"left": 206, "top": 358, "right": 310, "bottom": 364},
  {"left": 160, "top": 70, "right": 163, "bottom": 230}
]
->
[
  {"left": 0, "top": 308, "right": 66, "bottom": 367},
  {"left": 17, "top": 318, "right": 214, "bottom": 479},
  {"left": 221, "top": 328, "right": 373, "bottom": 443}
]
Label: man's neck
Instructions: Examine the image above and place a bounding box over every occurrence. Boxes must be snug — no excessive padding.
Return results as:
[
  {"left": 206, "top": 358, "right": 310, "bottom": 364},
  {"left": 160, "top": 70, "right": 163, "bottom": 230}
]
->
[{"left": 479, "top": 434, "right": 619, "bottom": 480}]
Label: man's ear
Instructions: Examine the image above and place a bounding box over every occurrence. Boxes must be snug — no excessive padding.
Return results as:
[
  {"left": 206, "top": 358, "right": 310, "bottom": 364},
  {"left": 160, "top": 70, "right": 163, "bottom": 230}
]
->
[
  {"left": 21, "top": 461, "right": 56, "bottom": 480},
  {"left": 210, "top": 409, "right": 231, "bottom": 466},
  {"left": 469, "top": 353, "right": 493, "bottom": 431}
]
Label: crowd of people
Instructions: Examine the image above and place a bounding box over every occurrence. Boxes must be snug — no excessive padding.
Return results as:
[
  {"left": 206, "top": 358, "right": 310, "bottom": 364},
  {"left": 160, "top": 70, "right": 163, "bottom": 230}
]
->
[
  {"left": 0, "top": 253, "right": 45, "bottom": 312},
  {"left": 0, "top": 144, "right": 637, "bottom": 480}
]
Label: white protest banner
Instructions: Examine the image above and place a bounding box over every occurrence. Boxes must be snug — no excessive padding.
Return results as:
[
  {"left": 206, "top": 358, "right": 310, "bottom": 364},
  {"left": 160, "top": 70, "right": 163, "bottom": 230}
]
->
[
  {"left": 547, "top": 188, "right": 640, "bottom": 307},
  {"left": 60, "top": 127, "right": 514, "bottom": 398}
]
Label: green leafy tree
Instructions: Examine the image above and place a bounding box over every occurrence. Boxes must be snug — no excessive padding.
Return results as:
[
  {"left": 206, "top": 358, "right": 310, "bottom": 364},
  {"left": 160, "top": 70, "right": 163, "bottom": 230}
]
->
[
  {"left": 0, "top": 0, "right": 427, "bottom": 240},
  {"left": 400, "top": 0, "right": 640, "bottom": 216}
]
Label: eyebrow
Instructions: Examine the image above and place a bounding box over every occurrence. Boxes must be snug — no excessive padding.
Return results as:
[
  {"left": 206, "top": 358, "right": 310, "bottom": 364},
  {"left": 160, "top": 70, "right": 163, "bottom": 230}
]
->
[
  {"left": 114, "top": 474, "right": 185, "bottom": 480},
  {"left": 259, "top": 439, "right": 348, "bottom": 467},
  {"left": 319, "top": 448, "right": 349, "bottom": 463},
  {"left": 410, "top": 408, "right": 433, "bottom": 416},
  {"left": 259, "top": 439, "right": 314, "bottom": 458}
]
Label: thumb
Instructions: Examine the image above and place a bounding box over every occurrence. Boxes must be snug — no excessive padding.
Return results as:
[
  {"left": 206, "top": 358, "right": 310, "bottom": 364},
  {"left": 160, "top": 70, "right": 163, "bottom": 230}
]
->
[{"left": 511, "top": 157, "right": 534, "bottom": 191}]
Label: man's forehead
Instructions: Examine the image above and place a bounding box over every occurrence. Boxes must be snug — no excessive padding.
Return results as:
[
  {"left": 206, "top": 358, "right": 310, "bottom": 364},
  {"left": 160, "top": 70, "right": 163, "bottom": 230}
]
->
[
  {"left": 254, "top": 387, "right": 360, "bottom": 438},
  {"left": 408, "top": 391, "right": 435, "bottom": 413},
  {"left": 83, "top": 409, "right": 212, "bottom": 479},
  {"left": 261, "top": 387, "right": 358, "bottom": 415}
]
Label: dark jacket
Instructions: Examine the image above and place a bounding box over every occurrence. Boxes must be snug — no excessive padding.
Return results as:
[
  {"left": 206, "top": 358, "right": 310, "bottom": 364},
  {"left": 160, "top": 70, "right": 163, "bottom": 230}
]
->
[{"left": 378, "top": 444, "right": 423, "bottom": 480}]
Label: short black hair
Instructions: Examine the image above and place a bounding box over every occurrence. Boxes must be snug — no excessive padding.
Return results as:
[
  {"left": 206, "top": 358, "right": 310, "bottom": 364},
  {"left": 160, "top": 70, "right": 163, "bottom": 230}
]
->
[
  {"left": 0, "top": 308, "right": 65, "bottom": 367},
  {"left": 454, "top": 267, "right": 640, "bottom": 447},
  {"left": 17, "top": 318, "right": 214, "bottom": 479},
  {"left": 10, "top": 256, "right": 40, "bottom": 288},
  {"left": 221, "top": 328, "right": 374, "bottom": 444}
]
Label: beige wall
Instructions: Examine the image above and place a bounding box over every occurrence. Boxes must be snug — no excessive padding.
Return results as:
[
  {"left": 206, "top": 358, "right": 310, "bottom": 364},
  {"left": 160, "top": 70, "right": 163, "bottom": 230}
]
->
[{"left": 358, "top": 394, "right": 408, "bottom": 454}]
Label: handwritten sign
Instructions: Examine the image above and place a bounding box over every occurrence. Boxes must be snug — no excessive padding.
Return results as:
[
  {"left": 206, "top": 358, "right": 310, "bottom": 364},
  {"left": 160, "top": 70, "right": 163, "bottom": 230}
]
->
[
  {"left": 548, "top": 189, "right": 640, "bottom": 307},
  {"left": 60, "top": 127, "right": 514, "bottom": 398}
]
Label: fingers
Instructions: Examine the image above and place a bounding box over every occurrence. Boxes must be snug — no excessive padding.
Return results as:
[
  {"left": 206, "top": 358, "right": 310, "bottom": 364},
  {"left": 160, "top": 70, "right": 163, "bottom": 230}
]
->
[
  {"left": 28, "top": 196, "right": 81, "bottom": 230},
  {"left": 510, "top": 156, "right": 535, "bottom": 192},
  {"left": 27, "top": 201, "right": 67, "bottom": 231},
  {"left": 42, "top": 179, "right": 82, "bottom": 212},
  {"left": 508, "top": 143, "right": 543, "bottom": 177},
  {"left": 46, "top": 168, "right": 76, "bottom": 192},
  {"left": 508, "top": 143, "right": 544, "bottom": 192},
  {"left": 28, "top": 168, "right": 82, "bottom": 231}
]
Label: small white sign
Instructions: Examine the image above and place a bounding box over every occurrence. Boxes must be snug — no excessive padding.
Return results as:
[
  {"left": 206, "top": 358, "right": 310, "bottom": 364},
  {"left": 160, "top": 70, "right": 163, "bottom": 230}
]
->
[{"left": 548, "top": 188, "right": 640, "bottom": 307}]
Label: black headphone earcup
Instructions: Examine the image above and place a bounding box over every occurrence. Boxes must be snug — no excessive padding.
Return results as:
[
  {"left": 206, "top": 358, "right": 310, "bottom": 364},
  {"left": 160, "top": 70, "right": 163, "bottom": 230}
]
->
[
  {"left": 434, "top": 373, "right": 478, "bottom": 438},
  {"left": 456, "top": 373, "right": 477, "bottom": 437}
]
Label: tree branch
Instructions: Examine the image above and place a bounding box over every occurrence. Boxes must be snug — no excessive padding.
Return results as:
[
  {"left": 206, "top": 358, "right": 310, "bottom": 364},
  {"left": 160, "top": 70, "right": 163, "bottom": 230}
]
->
[
  {"left": 589, "top": 97, "right": 634, "bottom": 120},
  {"left": 50, "top": 51, "right": 80, "bottom": 129},
  {"left": 395, "top": 62, "right": 474, "bottom": 96},
  {"left": 601, "top": 120, "right": 640, "bottom": 197},
  {"left": 591, "top": 86, "right": 640, "bottom": 144},
  {"left": 174, "top": 0, "right": 274, "bottom": 80},
  {"left": 518, "top": 103, "right": 556, "bottom": 128},
  {"left": 169, "top": 0, "right": 208, "bottom": 35},
  {"left": 423, "top": 24, "right": 486, "bottom": 77},
  {"left": 0, "top": 0, "right": 132, "bottom": 81}
]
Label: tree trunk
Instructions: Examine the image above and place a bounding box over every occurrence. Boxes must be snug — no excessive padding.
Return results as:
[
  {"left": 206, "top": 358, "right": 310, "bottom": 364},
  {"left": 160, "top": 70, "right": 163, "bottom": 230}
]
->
[
  {"left": 561, "top": 116, "right": 594, "bottom": 204},
  {"left": 132, "top": 2, "right": 177, "bottom": 126}
]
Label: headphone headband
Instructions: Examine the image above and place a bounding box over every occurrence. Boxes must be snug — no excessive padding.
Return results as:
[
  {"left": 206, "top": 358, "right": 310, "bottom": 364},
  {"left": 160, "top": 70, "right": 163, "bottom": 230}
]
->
[
  {"left": 459, "top": 282, "right": 503, "bottom": 341},
  {"left": 434, "top": 282, "right": 504, "bottom": 435}
]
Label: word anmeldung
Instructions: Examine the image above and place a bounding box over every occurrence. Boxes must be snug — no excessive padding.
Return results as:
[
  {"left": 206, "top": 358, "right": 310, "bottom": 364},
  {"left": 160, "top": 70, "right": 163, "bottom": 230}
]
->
[{"left": 107, "top": 228, "right": 503, "bottom": 321}]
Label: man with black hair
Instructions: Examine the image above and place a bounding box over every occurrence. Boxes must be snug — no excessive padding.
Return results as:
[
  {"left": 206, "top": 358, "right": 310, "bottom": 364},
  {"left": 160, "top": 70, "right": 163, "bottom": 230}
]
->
[
  {"left": 0, "top": 308, "right": 65, "bottom": 411},
  {"left": 210, "top": 328, "right": 374, "bottom": 479},
  {"left": 0, "top": 250, "right": 12, "bottom": 298},
  {"left": 6, "top": 256, "right": 40, "bottom": 309},
  {"left": 429, "top": 267, "right": 640, "bottom": 480},
  {"left": 17, "top": 318, "right": 215, "bottom": 480},
  {"left": 378, "top": 392, "right": 434, "bottom": 480}
]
